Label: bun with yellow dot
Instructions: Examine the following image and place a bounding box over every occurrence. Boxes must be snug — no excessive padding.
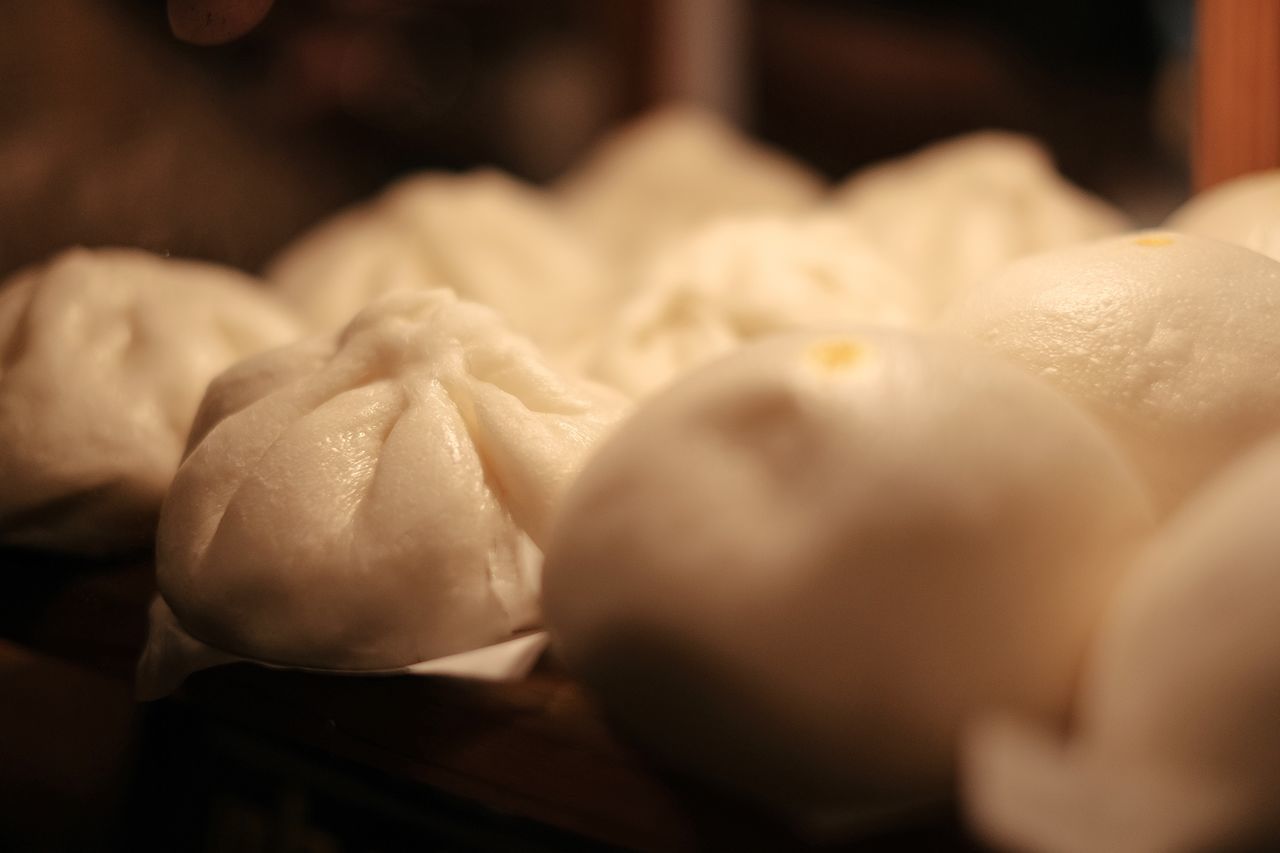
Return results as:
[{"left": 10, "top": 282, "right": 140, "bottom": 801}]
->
[
  {"left": 945, "top": 230, "right": 1280, "bottom": 514},
  {"left": 542, "top": 328, "right": 1154, "bottom": 813}
]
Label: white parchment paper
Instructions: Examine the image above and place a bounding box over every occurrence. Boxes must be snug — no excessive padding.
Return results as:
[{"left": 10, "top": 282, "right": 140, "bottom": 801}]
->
[{"left": 135, "top": 596, "right": 549, "bottom": 700}]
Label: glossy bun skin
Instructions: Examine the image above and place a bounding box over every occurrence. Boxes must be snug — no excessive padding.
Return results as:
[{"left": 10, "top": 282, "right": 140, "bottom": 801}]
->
[{"left": 159, "top": 289, "right": 626, "bottom": 669}]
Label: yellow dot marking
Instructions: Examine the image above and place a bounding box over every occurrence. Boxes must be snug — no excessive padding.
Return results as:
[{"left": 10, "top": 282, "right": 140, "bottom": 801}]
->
[
  {"left": 808, "top": 339, "right": 865, "bottom": 372},
  {"left": 1135, "top": 235, "right": 1174, "bottom": 247}
]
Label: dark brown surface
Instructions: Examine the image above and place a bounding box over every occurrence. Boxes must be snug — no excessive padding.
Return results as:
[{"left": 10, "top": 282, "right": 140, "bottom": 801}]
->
[
  {"left": 165, "top": 662, "right": 980, "bottom": 851},
  {"left": 0, "top": 553, "right": 155, "bottom": 681},
  {"left": 0, "top": 640, "right": 137, "bottom": 852},
  {"left": 0, "top": 553, "right": 984, "bottom": 851}
]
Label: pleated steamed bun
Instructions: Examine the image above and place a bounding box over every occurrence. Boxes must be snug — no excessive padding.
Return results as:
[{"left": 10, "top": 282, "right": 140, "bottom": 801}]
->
[
  {"left": 1165, "top": 169, "right": 1280, "bottom": 262},
  {"left": 556, "top": 105, "right": 824, "bottom": 276},
  {"left": 946, "top": 231, "right": 1280, "bottom": 514},
  {"left": 0, "top": 247, "right": 300, "bottom": 554},
  {"left": 965, "top": 433, "right": 1280, "bottom": 853},
  {"left": 267, "top": 169, "right": 606, "bottom": 367},
  {"left": 835, "top": 132, "right": 1129, "bottom": 311},
  {"left": 157, "top": 289, "right": 627, "bottom": 670},
  {"left": 588, "top": 216, "right": 927, "bottom": 397},
  {"left": 543, "top": 329, "right": 1153, "bottom": 813}
]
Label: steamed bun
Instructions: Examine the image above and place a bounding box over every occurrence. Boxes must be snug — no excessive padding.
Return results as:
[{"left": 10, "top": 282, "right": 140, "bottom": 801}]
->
[
  {"left": 965, "top": 433, "right": 1280, "bottom": 853},
  {"left": 1165, "top": 169, "right": 1280, "bottom": 262},
  {"left": 268, "top": 169, "right": 606, "bottom": 366},
  {"left": 0, "top": 247, "right": 300, "bottom": 554},
  {"left": 946, "top": 231, "right": 1280, "bottom": 514},
  {"left": 158, "top": 289, "right": 627, "bottom": 670},
  {"left": 556, "top": 106, "right": 824, "bottom": 276},
  {"left": 544, "top": 330, "right": 1153, "bottom": 812},
  {"left": 588, "top": 216, "right": 926, "bottom": 397},
  {"left": 835, "top": 132, "right": 1129, "bottom": 310}
]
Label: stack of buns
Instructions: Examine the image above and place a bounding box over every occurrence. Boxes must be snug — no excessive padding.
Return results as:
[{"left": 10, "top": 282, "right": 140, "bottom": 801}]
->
[{"left": 5, "top": 106, "right": 1280, "bottom": 849}]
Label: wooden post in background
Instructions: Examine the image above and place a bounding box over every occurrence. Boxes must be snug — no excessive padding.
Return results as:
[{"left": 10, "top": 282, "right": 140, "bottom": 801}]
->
[
  {"left": 651, "top": 0, "right": 749, "bottom": 124},
  {"left": 1196, "top": 0, "right": 1280, "bottom": 190}
]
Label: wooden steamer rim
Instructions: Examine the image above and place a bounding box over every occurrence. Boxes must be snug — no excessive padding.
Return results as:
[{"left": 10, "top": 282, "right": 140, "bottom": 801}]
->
[{"left": 1196, "top": 0, "right": 1280, "bottom": 189}]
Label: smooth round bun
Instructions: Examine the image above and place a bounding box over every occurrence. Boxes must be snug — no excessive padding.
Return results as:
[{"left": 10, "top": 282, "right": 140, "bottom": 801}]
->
[
  {"left": 1165, "top": 169, "right": 1280, "bottom": 261},
  {"left": 556, "top": 105, "right": 824, "bottom": 275},
  {"left": 158, "top": 289, "right": 627, "bottom": 670},
  {"left": 267, "top": 169, "right": 606, "bottom": 367},
  {"left": 543, "top": 329, "right": 1153, "bottom": 812},
  {"left": 0, "top": 247, "right": 300, "bottom": 554},
  {"left": 835, "top": 132, "right": 1129, "bottom": 311},
  {"left": 588, "top": 216, "right": 926, "bottom": 397},
  {"left": 965, "top": 433, "right": 1280, "bottom": 853},
  {"left": 945, "top": 230, "right": 1280, "bottom": 514}
]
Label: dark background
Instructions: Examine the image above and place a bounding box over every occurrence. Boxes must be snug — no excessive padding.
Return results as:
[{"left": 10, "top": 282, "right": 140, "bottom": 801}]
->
[{"left": 0, "top": 0, "right": 1189, "bottom": 279}]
